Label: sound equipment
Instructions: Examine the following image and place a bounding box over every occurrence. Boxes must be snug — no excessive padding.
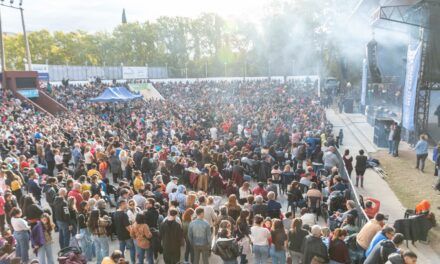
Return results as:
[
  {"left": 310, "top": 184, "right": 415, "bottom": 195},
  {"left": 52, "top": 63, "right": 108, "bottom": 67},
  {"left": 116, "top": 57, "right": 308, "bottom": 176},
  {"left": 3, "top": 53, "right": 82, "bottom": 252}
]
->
[{"left": 367, "top": 39, "right": 382, "bottom": 83}]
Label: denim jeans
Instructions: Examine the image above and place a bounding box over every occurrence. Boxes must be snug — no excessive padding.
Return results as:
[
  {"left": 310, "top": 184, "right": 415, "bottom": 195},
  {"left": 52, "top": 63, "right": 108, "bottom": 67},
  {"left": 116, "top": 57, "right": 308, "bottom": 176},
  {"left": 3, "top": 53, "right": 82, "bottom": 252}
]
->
[
  {"left": 14, "top": 230, "right": 30, "bottom": 263},
  {"left": 289, "top": 250, "right": 303, "bottom": 264},
  {"left": 119, "top": 239, "right": 136, "bottom": 264},
  {"left": 388, "top": 140, "right": 394, "bottom": 154},
  {"left": 253, "top": 245, "right": 269, "bottom": 264},
  {"left": 38, "top": 242, "right": 55, "bottom": 264},
  {"left": 184, "top": 237, "right": 194, "bottom": 262},
  {"left": 193, "top": 245, "right": 210, "bottom": 264},
  {"left": 79, "top": 228, "right": 93, "bottom": 261},
  {"left": 134, "top": 239, "right": 154, "bottom": 264},
  {"left": 92, "top": 235, "right": 110, "bottom": 264},
  {"left": 56, "top": 220, "right": 70, "bottom": 249},
  {"left": 270, "top": 245, "right": 286, "bottom": 264}
]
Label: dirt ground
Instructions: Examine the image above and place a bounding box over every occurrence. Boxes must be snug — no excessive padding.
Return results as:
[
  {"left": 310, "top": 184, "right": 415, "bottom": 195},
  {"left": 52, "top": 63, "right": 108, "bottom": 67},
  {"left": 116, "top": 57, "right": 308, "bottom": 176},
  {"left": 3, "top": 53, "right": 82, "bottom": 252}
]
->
[{"left": 372, "top": 147, "right": 440, "bottom": 253}]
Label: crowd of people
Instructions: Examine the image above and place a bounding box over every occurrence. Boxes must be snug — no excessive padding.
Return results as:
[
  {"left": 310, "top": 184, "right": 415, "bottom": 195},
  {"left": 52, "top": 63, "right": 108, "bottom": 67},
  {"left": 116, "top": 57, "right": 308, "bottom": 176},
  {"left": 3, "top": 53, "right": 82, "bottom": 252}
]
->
[{"left": 0, "top": 79, "right": 421, "bottom": 264}]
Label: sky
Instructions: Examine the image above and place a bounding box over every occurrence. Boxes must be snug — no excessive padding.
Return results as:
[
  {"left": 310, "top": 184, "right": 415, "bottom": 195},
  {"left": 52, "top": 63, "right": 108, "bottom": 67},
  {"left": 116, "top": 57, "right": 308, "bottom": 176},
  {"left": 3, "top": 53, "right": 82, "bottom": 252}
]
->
[{"left": 1, "top": 0, "right": 269, "bottom": 33}]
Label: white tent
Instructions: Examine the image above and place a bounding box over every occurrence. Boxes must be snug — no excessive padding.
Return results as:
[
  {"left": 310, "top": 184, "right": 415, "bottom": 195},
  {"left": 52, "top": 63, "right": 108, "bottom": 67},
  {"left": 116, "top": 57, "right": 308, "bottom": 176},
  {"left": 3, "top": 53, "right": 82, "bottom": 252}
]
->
[{"left": 129, "top": 83, "right": 164, "bottom": 100}]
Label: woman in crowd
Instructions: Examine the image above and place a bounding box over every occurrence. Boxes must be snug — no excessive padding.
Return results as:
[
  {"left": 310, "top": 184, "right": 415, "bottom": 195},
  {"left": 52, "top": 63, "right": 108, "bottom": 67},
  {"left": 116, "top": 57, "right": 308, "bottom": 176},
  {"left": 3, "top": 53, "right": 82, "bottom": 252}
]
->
[
  {"left": 182, "top": 208, "right": 194, "bottom": 264},
  {"left": 415, "top": 134, "right": 429, "bottom": 173},
  {"left": 236, "top": 210, "right": 251, "bottom": 264},
  {"left": 225, "top": 194, "right": 242, "bottom": 221},
  {"left": 328, "top": 228, "right": 350, "bottom": 264},
  {"left": 11, "top": 208, "right": 30, "bottom": 263},
  {"left": 88, "top": 209, "right": 112, "bottom": 264},
  {"left": 77, "top": 201, "right": 93, "bottom": 261},
  {"left": 270, "top": 219, "right": 288, "bottom": 264},
  {"left": 355, "top": 149, "right": 368, "bottom": 188},
  {"left": 250, "top": 215, "right": 271, "bottom": 264},
  {"left": 31, "top": 213, "right": 56, "bottom": 264},
  {"left": 343, "top": 149, "right": 353, "bottom": 178},
  {"left": 280, "top": 164, "right": 294, "bottom": 195},
  {"left": 130, "top": 212, "right": 153, "bottom": 264},
  {"left": 238, "top": 182, "right": 251, "bottom": 205},
  {"left": 213, "top": 227, "right": 241, "bottom": 264},
  {"left": 288, "top": 218, "right": 309, "bottom": 263}
]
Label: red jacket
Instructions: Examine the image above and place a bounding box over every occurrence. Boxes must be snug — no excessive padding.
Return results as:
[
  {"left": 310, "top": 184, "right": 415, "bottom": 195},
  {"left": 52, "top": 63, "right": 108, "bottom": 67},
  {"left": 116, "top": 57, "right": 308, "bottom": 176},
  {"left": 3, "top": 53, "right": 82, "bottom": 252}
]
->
[{"left": 68, "top": 189, "right": 83, "bottom": 209}]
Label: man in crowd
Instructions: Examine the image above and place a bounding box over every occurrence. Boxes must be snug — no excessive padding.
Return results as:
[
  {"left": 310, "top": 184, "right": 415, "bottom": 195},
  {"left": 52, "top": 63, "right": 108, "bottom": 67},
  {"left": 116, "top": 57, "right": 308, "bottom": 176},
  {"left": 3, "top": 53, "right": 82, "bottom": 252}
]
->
[
  {"left": 188, "top": 207, "right": 212, "bottom": 264},
  {"left": 113, "top": 199, "right": 135, "bottom": 264}
]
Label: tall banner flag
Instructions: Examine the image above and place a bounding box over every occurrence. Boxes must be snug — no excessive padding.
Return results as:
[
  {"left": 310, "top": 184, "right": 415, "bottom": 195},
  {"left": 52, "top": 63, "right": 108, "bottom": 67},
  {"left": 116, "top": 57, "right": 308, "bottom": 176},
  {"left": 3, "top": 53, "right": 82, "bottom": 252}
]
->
[
  {"left": 361, "top": 58, "right": 368, "bottom": 106},
  {"left": 402, "top": 42, "right": 422, "bottom": 131}
]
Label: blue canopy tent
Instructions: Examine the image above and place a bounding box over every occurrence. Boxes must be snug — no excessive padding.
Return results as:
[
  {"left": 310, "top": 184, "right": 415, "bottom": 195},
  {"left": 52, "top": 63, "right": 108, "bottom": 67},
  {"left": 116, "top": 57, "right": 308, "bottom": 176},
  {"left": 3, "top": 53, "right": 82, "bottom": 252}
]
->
[{"left": 88, "top": 87, "right": 142, "bottom": 102}]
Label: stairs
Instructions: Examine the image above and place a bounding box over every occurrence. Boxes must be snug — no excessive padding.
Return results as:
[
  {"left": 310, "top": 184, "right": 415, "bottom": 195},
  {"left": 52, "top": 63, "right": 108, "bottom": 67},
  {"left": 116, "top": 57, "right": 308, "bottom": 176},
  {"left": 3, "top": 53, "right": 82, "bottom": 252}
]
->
[{"left": 13, "top": 89, "right": 67, "bottom": 116}]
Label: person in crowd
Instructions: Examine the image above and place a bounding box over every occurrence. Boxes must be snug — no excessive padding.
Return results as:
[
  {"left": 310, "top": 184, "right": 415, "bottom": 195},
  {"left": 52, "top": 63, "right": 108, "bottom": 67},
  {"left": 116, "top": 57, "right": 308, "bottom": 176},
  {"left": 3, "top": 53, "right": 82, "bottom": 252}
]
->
[
  {"left": 88, "top": 209, "right": 112, "bottom": 264},
  {"left": 213, "top": 227, "right": 241, "bottom": 264},
  {"left": 355, "top": 149, "right": 368, "bottom": 188},
  {"left": 341, "top": 214, "right": 359, "bottom": 236},
  {"left": 11, "top": 208, "right": 30, "bottom": 264},
  {"left": 364, "top": 197, "right": 381, "bottom": 219},
  {"left": 365, "top": 233, "right": 404, "bottom": 264},
  {"left": 53, "top": 188, "right": 71, "bottom": 249},
  {"left": 300, "top": 207, "right": 317, "bottom": 226},
  {"left": 31, "top": 213, "right": 56, "bottom": 264},
  {"left": 414, "top": 134, "right": 429, "bottom": 173},
  {"left": 301, "top": 225, "right": 329, "bottom": 264},
  {"left": 356, "top": 213, "right": 387, "bottom": 252},
  {"left": 101, "top": 250, "right": 124, "bottom": 264},
  {"left": 182, "top": 208, "right": 195, "bottom": 264},
  {"left": 365, "top": 226, "right": 396, "bottom": 257},
  {"left": 342, "top": 149, "right": 353, "bottom": 178},
  {"left": 250, "top": 214, "right": 271, "bottom": 264},
  {"left": 160, "top": 208, "right": 183, "bottom": 264},
  {"left": 77, "top": 201, "right": 93, "bottom": 261},
  {"left": 328, "top": 228, "right": 349, "bottom": 264},
  {"left": 270, "top": 219, "right": 287, "bottom": 264},
  {"left": 387, "top": 250, "right": 417, "bottom": 264},
  {"left": 392, "top": 122, "right": 401, "bottom": 157},
  {"left": 113, "top": 199, "right": 135, "bottom": 264},
  {"left": 252, "top": 195, "right": 268, "bottom": 218},
  {"left": 288, "top": 218, "right": 309, "bottom": 263},
  {"left": 236, "top": 210, "right": 251, "bottom": 264},
  {"left": 188, "top": 207, "right": 212, "bottom": 264},
  {"left": 267, "top": 191, "right": 282, "bottom": 219}
]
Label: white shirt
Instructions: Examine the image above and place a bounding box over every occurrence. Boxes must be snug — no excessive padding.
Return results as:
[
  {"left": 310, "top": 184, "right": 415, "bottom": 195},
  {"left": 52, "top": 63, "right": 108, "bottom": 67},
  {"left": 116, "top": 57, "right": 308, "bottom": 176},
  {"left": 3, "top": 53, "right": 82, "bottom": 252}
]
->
[
  {"left": 210, "top": 127, "right": 218, "bottom": 140},
  {"left": 199, "top": 205, "right": 217, "bottom": 226},
  {"left": 166, "top": 181, "right": 178, "bottom": 194},
  {"left": 250, "top": 226, "right": 270, "bottom": 246},
  {"left": 84, "top": 152, "right": 93, "bottom": 164},
  {"left": 11, "top": 217, "right": 30, "bottom": 231}
]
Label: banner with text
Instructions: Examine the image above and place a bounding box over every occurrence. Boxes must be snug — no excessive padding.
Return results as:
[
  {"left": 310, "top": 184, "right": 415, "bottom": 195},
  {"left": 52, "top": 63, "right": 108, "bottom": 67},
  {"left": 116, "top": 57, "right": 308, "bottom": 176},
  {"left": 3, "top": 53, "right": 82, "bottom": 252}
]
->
[
  {"left": 402, "top": 42, "right": 422, "bottom": 131},
  {"left": 361, "top": 59, "right": 368, "bottom": 106},
  {"left": 122, "top": 67, "right": 148, "bottom": 79}
]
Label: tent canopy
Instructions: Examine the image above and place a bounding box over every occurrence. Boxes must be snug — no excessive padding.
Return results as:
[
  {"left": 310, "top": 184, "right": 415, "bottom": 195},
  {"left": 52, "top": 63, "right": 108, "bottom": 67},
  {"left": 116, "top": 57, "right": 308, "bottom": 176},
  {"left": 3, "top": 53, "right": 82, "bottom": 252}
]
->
[{"left": 88, "top": 87, "right": 143, "bottom": 103}]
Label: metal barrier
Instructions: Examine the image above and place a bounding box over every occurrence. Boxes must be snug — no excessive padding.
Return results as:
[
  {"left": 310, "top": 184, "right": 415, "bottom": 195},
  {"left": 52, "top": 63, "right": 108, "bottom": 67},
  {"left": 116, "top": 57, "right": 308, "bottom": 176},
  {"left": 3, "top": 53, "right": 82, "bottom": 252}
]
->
[{"left": 335, "top": 151, "right": 370, "bottom": 229}]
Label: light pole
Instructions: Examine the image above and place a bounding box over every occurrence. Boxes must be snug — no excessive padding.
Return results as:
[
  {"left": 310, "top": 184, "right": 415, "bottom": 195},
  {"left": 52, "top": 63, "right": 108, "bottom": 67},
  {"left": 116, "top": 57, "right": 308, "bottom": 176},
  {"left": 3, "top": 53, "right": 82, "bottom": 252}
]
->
[
  {"left": 292, "top": 59, "right": 295, "bottom": 76},
  {"left": 165, "top": 63, "right": 168, "bottom": 78},
  {"left": 185, "top": 62, "right": 188, "bottom": 79},
  {"left": 85, "top": 61, "right": 88, "bottom": 80},
  {"left": 19, "top": 1, "right": 31, "bottom": 70},
  {"left": 224, "top": 62, "right": 227, "bottom": 77},
  {"left": 244, "top": 60, "right": 247, "bottom": 80},
  {"left": 145, "top": 63, "right": 148, "bottom": 79},
  {"left": 205, "top": 61, "right": 208, "bottom": 78},
  {"left": 0, "top": 3, "right": 5, "bottom": 94}
]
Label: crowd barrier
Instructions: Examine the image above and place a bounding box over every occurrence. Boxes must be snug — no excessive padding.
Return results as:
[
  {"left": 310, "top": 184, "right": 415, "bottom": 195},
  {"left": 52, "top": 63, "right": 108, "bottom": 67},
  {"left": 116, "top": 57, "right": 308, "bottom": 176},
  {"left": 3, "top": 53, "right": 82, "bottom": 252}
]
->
[{"left": 335, "top": 151, "right": 370, "bottom": 228}]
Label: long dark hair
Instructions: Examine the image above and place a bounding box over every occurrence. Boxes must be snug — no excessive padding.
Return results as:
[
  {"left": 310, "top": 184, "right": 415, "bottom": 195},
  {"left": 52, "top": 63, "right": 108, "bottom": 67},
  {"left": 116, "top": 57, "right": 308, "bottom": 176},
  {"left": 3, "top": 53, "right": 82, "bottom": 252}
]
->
[{"left": 87, "top": 210, "right": 100, "bottom": 232}]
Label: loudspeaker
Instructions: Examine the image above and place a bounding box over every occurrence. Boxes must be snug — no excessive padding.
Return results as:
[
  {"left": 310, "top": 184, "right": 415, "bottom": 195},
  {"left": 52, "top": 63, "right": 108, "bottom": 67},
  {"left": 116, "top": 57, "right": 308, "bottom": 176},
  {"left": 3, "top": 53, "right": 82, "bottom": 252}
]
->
[{"left": 367, "top": 40, "right": 382, "bottom": 83}]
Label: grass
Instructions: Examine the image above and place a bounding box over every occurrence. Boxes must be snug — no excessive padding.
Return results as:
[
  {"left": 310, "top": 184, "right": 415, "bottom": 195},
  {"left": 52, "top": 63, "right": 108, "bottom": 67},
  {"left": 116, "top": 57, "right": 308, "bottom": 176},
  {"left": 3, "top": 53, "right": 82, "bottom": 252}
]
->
[{"left": 371, "top": 146, "right": 440, "bottom": 253}]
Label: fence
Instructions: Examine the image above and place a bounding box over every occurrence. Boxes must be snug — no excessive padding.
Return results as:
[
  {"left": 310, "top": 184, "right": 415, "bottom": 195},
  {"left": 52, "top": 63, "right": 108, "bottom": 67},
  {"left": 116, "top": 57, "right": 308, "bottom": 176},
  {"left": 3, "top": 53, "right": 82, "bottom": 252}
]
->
[
  {"left": 335, "top": 150, "right": 370, "bottom": 228},
  {"left": 37, "top": 65, "right": 168, "bottom": 81}
]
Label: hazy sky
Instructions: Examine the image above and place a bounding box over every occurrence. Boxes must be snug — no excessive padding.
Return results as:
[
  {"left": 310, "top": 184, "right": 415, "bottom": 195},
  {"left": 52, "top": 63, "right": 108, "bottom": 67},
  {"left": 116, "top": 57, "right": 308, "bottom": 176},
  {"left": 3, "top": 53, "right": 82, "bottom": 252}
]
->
[{"left": 1, "top": 0, "right": 268, "bottom": 33}]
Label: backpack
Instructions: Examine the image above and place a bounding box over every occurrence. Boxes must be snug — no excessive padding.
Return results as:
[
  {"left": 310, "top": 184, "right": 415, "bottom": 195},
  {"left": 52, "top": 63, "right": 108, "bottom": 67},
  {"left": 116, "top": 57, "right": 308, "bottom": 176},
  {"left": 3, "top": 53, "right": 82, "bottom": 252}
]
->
[{"left": 11, "top": 179, "right": 21, "bottom": 192}]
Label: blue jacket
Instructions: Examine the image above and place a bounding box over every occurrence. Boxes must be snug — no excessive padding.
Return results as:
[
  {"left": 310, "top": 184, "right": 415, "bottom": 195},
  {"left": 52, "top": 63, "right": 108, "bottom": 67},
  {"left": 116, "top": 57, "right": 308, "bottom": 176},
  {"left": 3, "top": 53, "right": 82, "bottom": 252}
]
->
[
  {"left": 188, "top": 218, "right": 211, "bottom": 246},
  {"left": 175, "top": 185, "right": 187, "bottom": 212},
  {"left": 415, "top": 140, "right": 428, "bottom": 155},
  {"left": 365, "top": 231, "right": 386, "bottom": 257}
]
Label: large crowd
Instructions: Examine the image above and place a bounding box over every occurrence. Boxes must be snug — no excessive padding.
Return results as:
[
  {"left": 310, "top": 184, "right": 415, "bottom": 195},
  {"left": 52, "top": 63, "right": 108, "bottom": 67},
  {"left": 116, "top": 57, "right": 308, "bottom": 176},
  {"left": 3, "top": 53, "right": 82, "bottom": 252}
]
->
[{"left": 0, "top": 79, "right": 424, "bottom": 264}]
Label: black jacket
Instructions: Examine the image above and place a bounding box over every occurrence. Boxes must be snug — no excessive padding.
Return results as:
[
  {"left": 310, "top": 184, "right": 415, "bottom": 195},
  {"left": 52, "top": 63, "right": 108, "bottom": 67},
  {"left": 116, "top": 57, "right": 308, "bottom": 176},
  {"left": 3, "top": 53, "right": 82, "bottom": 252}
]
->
[
  {"left": 364, "top": 240, "right": 398, "bottom": 264},
  {"left": 394, "top": 215, "right": 434, "bottom": 243},
  {"left": 53, "top": 197, "right": 70, "bottom": 223},
  {"left": 301, "top": 235, "right": 329, "bottom": 264},
  {"left": 213, "top": 237, "right": 241, "bottom": 261},
  {"left": 288, "top": 228, "right": 309, "bottom": 252}
]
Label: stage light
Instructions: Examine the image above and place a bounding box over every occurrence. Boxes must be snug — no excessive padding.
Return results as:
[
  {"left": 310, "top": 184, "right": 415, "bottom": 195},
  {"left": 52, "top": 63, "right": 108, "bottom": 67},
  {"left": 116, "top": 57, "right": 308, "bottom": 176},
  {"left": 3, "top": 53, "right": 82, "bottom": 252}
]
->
[
  {"left": 19, "top": 0, "right": 22, "bottom": 6},
  {"left": 9, "top": 0, "right": 14, "bottom": 5}
]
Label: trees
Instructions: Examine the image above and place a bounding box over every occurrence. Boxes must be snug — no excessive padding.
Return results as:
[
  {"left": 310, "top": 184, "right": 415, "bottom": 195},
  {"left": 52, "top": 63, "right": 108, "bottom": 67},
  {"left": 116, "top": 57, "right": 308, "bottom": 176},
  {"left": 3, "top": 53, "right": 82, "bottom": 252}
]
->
[{"left": 3, "top": 1, "right": 360, "bottom": 79}]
